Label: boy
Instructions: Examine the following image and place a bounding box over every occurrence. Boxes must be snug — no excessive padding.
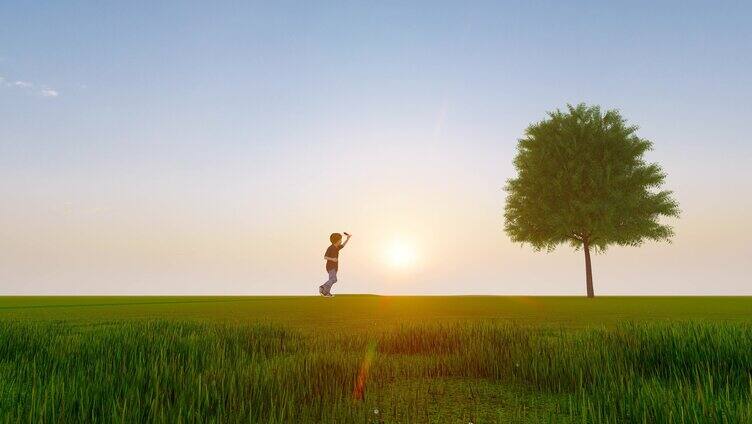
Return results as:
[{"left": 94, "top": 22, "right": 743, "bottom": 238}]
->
[{"left": 319, "top": 232, "right": 351, "bottom": 297}]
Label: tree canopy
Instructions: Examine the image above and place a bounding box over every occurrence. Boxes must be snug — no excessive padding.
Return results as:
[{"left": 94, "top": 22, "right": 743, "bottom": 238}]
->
[{"left": 504, "top": 104, "right": 680, "bottom": 296}]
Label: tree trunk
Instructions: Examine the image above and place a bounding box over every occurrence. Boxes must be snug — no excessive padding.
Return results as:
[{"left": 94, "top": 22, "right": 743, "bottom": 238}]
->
[{"left": 583, "top": 240, "right": 594, "bottom": 298}]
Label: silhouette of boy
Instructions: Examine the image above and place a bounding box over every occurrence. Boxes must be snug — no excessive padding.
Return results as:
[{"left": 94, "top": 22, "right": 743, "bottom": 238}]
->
[{"left": 319, "top": 232, "right": 351, "bottom": 297}]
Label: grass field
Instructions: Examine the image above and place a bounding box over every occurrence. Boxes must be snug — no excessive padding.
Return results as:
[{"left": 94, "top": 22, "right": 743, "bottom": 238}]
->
[{"left": 1, "top": 296, "right": 751, "bottom": 423}]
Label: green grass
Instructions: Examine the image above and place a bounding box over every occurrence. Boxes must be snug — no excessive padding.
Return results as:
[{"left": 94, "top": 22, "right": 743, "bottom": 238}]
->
[{"left": 0, "top": 296, "right": 751, "bottom": 423}]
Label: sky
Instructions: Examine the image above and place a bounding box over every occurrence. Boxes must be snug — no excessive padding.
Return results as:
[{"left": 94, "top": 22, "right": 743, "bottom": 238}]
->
[{"left": 1, "top": 1, "right": 751, "bottom": 295}]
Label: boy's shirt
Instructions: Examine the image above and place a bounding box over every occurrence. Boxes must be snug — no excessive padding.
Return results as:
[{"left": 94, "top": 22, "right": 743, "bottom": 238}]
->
[{"left": 325, "top": 244, "right": 344, "bottom": 271}]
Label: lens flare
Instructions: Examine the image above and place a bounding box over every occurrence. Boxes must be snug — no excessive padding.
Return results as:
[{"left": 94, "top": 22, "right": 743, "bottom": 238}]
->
[{"left": 353, "top": 341, "right": 376, "bottom": 400}]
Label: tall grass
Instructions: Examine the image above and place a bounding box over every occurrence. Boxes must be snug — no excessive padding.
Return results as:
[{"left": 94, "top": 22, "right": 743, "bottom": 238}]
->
[{"left": 0, "top": 320, "right": 750, "bottom": 422}]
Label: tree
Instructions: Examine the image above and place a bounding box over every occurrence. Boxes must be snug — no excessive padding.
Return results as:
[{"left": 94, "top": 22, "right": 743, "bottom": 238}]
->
[{"left": 504, "top": 104, "right": 679, "bottom": 297}]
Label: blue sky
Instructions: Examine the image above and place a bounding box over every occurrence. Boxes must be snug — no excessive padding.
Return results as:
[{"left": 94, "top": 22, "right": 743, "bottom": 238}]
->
[{"left": 1, "top": 1, "right": 751, "bottom": 294}]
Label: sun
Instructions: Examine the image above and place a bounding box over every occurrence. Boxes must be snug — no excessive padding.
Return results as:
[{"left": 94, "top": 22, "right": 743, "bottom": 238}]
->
[{"left": 386, "top": 240, "right": 417, "bottom": 269}]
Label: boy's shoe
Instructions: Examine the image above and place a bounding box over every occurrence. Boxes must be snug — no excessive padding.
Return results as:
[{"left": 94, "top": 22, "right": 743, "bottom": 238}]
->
[
  {"left": 324, "top": 292, "right": 334, "bottom": 298},
  {"left": 318, "top": 286, "right": 326, "bottom": 296}
]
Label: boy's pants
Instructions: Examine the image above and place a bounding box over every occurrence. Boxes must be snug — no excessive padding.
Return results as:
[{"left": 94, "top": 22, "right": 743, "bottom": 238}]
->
[{"left": 322, "top": 268, "right": 337, "bottom": 294}]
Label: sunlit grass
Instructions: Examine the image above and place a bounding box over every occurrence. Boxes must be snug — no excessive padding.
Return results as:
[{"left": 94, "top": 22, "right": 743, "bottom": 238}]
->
[{"left": 1, "top": 318, "right": 750, "bottom": 422}]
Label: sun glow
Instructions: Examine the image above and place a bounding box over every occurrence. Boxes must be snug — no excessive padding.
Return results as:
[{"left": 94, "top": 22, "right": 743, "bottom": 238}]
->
[{"left": 386, "top": 239, "right": 417, "bottom": 269}]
